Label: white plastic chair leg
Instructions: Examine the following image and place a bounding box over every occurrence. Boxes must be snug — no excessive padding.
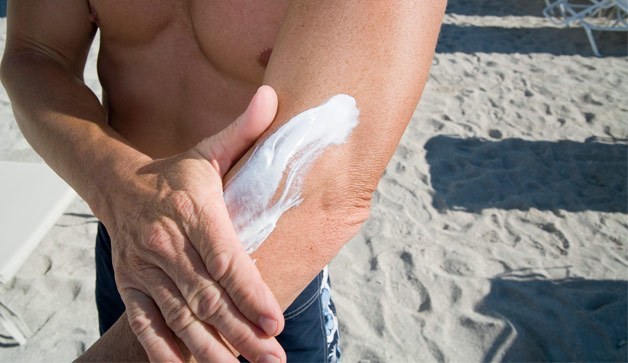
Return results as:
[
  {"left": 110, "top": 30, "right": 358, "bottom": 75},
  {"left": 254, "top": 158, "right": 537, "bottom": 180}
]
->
[
  {"left": 0, "top": 300, "right": 32, "bottom": 345},
  {"left": 583, "top": 25, "right": 602, "bottom": 56}
]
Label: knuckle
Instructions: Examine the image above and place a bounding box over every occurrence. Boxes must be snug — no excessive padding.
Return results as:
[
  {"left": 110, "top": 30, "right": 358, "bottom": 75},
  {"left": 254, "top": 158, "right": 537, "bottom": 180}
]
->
[
  {"left": 142, "top": 222, "right": 172, "bottom": 254},
  {"left": 230, "top": 282, "right": 258, "bottom": 309},
  {"left": 162, "top": 298, "right": 194, "bottom": 334},
  {"left": 128, "top": 317, "right": 168, "bottom": 359},
  {"left": 191, "top": 284, "right": 222, "bottom": 322},
  {"left": 206, "top": 250, "right": 234, "bottom": 283},
  {"left": 206, "top": 297, "right": 229, "bottom": 326},
  {"left": 227, "top": 324, "right": 252, "bottom": 352},
  {"left": 127, "top": 309, "right": 151, "bottom": 338}
]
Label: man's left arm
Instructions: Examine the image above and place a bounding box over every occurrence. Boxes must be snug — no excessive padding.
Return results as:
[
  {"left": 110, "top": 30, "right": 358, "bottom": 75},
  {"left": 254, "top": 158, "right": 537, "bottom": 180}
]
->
[
  {"left": 77, "top": 2, "right": 445, "bottom": 360},
  {"left": 242, "top": 0, "right": 446, "bottom": 309}
]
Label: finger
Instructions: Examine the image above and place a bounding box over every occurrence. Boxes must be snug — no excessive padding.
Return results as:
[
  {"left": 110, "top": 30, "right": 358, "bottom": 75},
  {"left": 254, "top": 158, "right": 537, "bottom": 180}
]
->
[
  {"left": 140, "top": 267, "right": 285, "bottom": 363},
  {"left": 188, "top": 195, "right": 285, "bottom": 337},
  {"left": 185, "top": 282, "right": 287, "bottom": 363},
  {"left": 143, "top": 216, "right": 283, "bottom": 337},
  {"left": 136, "top": 267, "right": 239, "bottom": 363},
  {"left": 175, "top": 273, "right": 287, "bottom": 363},
  {"left": 195, "top": 85, "right": 278, "bottom": 175},
  {"left": 120, "top": 287, "right": 184, "bottom": 363},
  {"left": 145, "top": 222, "right": 286, "bottom": 361}
]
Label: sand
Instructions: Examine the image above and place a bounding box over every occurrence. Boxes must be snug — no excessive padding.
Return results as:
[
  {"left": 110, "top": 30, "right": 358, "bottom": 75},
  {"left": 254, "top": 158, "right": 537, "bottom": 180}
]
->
[{"left": 1, "top": 1, "right": 627, "bottom": 362}]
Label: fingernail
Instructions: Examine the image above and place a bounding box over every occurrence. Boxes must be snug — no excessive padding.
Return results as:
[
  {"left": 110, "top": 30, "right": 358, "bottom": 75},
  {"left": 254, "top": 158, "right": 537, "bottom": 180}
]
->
[
  {"left": 259, "top": 353, "right": 280, "bottom": 363},
  {"left": 258, "top": 315, "right": 278, "bottom": 336}
]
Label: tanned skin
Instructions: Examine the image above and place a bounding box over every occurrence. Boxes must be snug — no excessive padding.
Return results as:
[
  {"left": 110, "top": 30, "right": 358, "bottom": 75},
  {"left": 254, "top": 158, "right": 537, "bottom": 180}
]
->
[{"left": 1, "top": 1, "right": 446, "bottom": 361}]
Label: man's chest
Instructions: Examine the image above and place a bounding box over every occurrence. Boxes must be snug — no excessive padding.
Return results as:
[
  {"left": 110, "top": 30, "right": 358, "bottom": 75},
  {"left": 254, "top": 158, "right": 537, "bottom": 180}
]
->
[{"left": 90, "top": 0, "right": 289, "bottom": 81}]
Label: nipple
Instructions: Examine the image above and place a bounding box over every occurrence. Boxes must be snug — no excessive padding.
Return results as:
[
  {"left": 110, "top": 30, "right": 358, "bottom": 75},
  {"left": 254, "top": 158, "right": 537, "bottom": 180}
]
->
[{"left": 257, "top": 48, "right": 273, "bottom": 68}]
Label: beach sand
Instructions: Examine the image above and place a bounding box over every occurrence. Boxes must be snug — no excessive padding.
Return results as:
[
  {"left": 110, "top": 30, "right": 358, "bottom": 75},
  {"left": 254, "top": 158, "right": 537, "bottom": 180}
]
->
[{"left": 1, "top": 1, "right": 627, "bottom": 361}]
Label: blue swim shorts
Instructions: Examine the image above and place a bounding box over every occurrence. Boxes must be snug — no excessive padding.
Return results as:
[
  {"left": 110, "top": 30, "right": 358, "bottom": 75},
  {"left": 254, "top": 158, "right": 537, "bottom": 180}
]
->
[{"left": 95, "top": 222, "right": 341, "bottom": 362}]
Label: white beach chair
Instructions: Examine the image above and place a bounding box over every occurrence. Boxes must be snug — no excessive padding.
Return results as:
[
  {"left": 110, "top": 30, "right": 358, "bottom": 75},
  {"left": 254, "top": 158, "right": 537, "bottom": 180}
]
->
[
  {"left": 0, "top": 161, "right": 76, "bottom": 345},
  {"left": 543, "top": 0, "right": 628, "bottom": 56}
]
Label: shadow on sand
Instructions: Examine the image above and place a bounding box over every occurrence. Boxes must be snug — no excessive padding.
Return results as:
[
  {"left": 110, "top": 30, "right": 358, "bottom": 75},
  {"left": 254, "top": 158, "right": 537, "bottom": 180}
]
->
[
  {"left": 425, "top": 135, "right": 627, "bottom": 213},
  {"left": 447, "top": 0, "right": 550, "bottom": 17},
  {"left": 440, "top": 0, "right": 627, "bottom": 56},
  {"left": 437, "top": 24, "right": 627, "bottom": 57},
  {"left": 478, "top": 275, "right": 627, "bottom": 362}
]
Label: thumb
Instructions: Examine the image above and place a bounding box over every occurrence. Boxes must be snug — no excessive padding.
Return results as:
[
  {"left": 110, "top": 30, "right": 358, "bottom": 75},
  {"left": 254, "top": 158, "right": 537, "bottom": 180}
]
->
[{"left": 195, "top": 85, "right": 278, "bottom": 176}]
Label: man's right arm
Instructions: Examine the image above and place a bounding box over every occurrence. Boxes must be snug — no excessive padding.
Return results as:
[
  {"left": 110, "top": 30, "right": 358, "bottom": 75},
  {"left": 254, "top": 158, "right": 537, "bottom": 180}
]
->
[
  {"left": 2, "top": 1, "right": 286, "bottom": 362},
  {"left": 0, "top": 0, "right": 147, "bottom": 213}
]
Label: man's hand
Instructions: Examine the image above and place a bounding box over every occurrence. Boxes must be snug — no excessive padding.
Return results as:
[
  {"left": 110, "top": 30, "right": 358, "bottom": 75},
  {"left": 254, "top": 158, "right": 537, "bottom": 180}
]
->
[{"left": 103, "top": 86, "right": 286, "bottom": 363}]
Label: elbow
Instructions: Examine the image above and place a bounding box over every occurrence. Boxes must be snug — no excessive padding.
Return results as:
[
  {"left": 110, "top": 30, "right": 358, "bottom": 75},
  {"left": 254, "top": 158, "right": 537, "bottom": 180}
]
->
[
  {"left": 0, "top": 50, "right": 33, "bottom": 92},
  {"left": 0, "top": 43, "right": 26, "bottom": 88},
  {"left": 327, "top": 185, "right": 373, "bottom": 230},
  {"left": 0, "top": 52, "right": 15, "bottom": 90},
  {"left": 315, "top": 175, "right": 376, "bottom": 252},
  {"left": 305, "top": 151, "right": 383, "bottom": 253}
]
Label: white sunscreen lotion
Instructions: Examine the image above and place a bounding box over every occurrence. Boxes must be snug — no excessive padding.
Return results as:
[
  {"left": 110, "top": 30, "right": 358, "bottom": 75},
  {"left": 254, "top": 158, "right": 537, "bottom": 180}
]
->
[{"left": 223, "top": 94, "right": 360, "bottom": 253}]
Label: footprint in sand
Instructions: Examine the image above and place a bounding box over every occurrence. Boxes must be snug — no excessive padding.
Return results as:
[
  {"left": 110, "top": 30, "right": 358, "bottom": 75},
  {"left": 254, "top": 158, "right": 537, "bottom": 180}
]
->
[
  {"left": 387, "top": 251, "right": 432, "bottom": 314},
  {"left": 442, "top": 257, "right": 473, "bottom": 277}
]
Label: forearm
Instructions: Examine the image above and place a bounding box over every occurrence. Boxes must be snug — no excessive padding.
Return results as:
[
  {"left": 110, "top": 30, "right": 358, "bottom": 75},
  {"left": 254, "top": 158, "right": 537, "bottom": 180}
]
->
[
  {"left": 75, "top": 312, "right": 149, "bottom": 362},
  {"left": 233, "top": 1, "right": 446, "bottom": 308},
  {"left": 0, "top": 52, "right": 150, "bottom": 219}
]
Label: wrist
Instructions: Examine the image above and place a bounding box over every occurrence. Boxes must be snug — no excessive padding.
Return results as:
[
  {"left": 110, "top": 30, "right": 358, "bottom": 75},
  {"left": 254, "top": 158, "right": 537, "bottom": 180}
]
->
[{"left": 85, "top": 148, "right": 153, "bottom": 225}]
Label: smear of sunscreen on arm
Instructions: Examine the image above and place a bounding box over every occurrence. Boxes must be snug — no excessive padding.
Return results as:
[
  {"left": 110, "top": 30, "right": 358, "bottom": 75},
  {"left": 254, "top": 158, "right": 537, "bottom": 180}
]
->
[{"left": 223, "top": 94, "right": 360, "bottom": 254}]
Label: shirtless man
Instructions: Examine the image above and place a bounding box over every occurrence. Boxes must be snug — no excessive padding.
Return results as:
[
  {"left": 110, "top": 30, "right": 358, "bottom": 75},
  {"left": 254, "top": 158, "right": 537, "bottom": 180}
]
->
[{"left": 1, "top": 1, "right": 445, "bottom": 362}]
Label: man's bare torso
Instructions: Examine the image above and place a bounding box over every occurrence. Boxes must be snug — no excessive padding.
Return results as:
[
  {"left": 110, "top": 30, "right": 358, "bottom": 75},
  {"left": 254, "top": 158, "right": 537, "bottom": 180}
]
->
[{"left": 90, "top": 0, "right": 288, "bottom": 158}]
